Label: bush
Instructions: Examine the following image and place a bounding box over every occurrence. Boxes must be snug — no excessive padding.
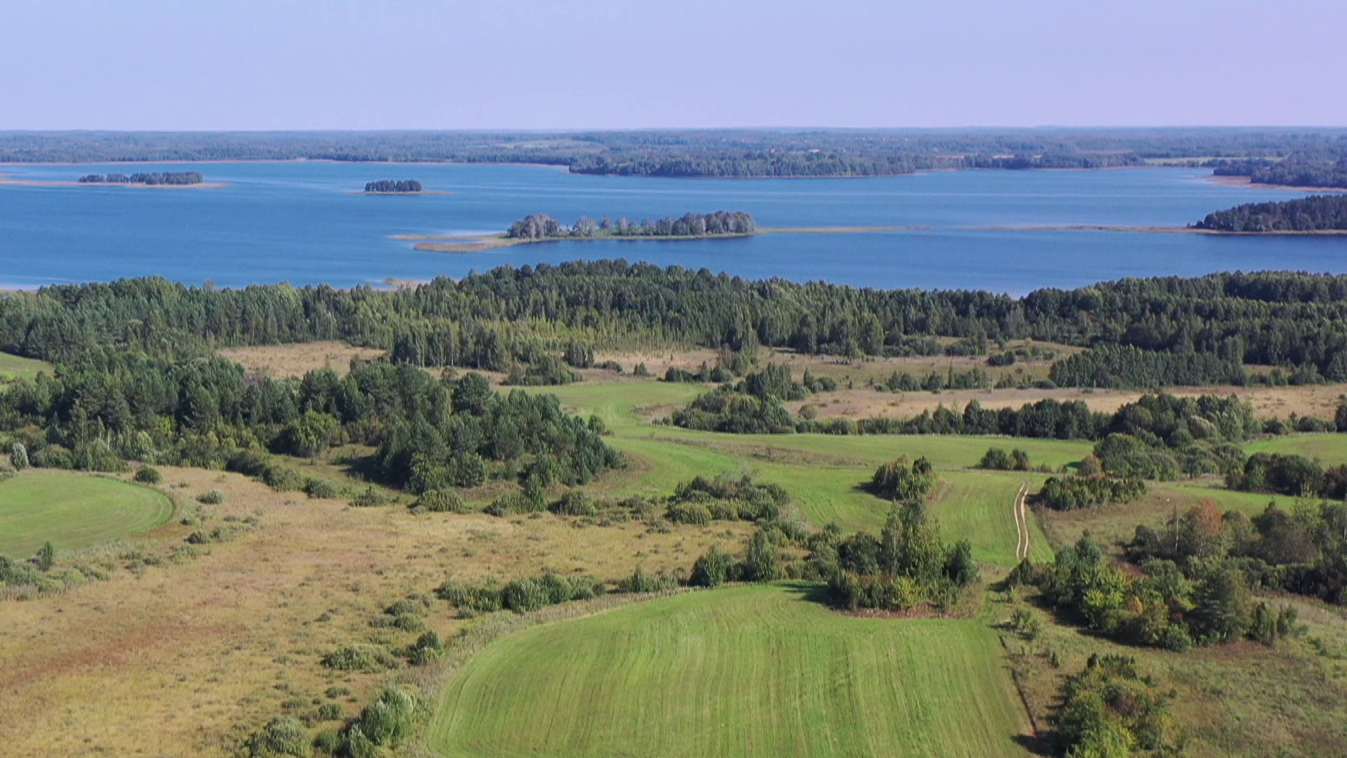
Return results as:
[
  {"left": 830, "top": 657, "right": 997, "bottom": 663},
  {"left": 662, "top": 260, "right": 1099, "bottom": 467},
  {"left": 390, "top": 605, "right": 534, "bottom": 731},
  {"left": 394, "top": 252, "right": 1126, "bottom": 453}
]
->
[
  {"left": 690, "top": 546, "right": 733, "bottom": 587},
  {"left": 320, "top": 644, "right": 399, "bottom": 672},
  {"left": 248, "top": 715, "right": 312, "bottom": 758},
  {"left": 666, "top": 501, "right": 713, "bottom": 525},
  {"left": 551, "top": 490, "right": 597, "bottom": 516},
  {"left": 352, "top": 687, "right": 417, "bottom": 749},
  {"left": 415, "top": 489, "right": 468, "bottom": 513},
  {"left": 198, "top": 489, "right": 226, "bottom": 504},
  {"left": 351, "top": 486, "right": 394, "bottom": 507},
  {"left": 262, "top": 464, "right": 304, "bottom": 492},
  {"left": 32, "top": 444, "right": 73, "bottom": 469},
  {"left": 311, "top": 728, "right": 341, "bottom": 755},
  {"left": 132, "top": 468, "right": 162, "bottom": 487},
  {"left": 620, "top": 566, "right": 679, "bottom": 593},
  {"left": 314, "top": 703, "right": 343, "bottom": 722},
  {"left": 485, "top": 489, "right": 544, "bottom": 516},
  {"left": 303, "top": 478, "right": 343, "bottom": 499}
]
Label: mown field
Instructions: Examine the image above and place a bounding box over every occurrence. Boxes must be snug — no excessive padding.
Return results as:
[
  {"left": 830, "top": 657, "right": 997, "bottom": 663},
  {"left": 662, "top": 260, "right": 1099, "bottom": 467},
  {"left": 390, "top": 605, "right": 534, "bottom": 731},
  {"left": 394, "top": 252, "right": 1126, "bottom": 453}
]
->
[
  {"left": 0, "top": 351, "right": 51, "bottom": 382},
  {"left": 0, "top": 470, "right": 173, "bottom": 557},
  {"left": 1246, "top": 433, "right": 1347, "bottom": 465},
  {"left": 429, "top": 583, "right": 1032, "bottom": 758}
]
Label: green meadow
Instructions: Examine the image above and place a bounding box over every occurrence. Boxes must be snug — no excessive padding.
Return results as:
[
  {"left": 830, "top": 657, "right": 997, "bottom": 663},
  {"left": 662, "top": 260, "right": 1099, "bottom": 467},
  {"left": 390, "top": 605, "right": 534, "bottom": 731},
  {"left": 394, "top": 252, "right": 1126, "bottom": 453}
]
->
[
  {"left": 0, "top": 470, "right": 173, "bottom": 557},
  {"left": 428, "top": 583, "right": 1032, "bottom": 758}
]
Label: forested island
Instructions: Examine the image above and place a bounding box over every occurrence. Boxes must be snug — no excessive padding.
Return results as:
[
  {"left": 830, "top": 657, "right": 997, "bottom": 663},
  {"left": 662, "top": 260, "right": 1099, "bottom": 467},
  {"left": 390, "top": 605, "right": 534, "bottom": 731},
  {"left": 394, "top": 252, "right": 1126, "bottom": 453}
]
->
[
  {"left": 4, "top": 128, "right": 1345, "bottom": 179},
  {"left": 506, "top": 211, "right": 755, "bottom": 239},
  {"left": 1195, "top": 195, "right": 1347, "bottom": 232},
  {"left": 77, "top": 171, "right": 204, "bottom": 185},
  {"left": 364, "top": 179, "right": 423, "bottom": 193}
]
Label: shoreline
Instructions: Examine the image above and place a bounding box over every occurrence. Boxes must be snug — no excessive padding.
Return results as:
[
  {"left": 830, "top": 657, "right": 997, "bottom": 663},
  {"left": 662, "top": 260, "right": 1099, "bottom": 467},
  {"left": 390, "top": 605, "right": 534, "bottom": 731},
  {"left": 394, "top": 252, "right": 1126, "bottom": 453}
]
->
[
  {"left": 1204, "top": 173, "right": 1347, "bottom": 193},
  {"left": 348, "top": 189, "right": 453, "bottom": 196},
  {"left": 965, "top": 224, "right": 1347, "bottom": 236}
]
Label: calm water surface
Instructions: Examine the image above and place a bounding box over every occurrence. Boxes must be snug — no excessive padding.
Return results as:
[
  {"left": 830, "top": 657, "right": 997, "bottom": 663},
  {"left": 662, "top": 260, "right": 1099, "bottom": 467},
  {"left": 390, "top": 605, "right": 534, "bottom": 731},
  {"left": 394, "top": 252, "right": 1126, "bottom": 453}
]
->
[{"left": 1, "top": 162, "right": 1343, "bottom": 293}]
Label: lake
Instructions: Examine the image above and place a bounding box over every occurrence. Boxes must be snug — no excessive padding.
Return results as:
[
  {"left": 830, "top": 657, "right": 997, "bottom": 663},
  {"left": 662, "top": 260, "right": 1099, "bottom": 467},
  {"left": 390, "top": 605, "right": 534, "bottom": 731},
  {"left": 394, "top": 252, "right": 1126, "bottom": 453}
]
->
[{"left": 1, "top": 162, "right": 1343, "bottom": 294}]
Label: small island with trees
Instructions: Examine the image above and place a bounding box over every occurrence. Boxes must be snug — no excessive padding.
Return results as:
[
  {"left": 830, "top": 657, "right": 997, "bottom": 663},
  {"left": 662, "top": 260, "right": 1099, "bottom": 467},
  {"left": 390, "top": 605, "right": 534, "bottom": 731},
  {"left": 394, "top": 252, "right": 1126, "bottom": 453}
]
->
[
  {"left": 77, "top": 171, "right": 206, "bottom": 186},
  {"left": 408, "top": 210, "right": 762, "bottom": 253},
  {"left": 364, "top": 179, "right": 425, "bottom": 194},
  {"left": 1193, "top": 194, "right": 1347, "bottom": 233}
]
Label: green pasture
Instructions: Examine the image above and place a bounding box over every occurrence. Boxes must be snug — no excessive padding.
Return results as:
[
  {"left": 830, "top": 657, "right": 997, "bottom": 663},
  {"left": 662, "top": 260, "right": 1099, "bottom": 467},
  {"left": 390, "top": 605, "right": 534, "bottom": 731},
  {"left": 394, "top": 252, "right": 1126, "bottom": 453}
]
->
[
  {"left": 1245, "top": 434, "right": 1347, "bottom": 466},
  {"left": 0, "top": 470, "right": 173, "bottom": 557},
  {"left": 0, "top": 351, "right": 52, "bottom": 382},
  {"left": 428, "top": 584, "right": 1031, "bottom": 758}
]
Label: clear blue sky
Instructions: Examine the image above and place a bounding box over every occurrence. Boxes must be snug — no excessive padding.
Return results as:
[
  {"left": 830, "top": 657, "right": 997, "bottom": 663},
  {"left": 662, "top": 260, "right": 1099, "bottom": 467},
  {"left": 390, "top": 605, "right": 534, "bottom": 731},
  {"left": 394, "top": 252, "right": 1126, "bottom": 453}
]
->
[{"left": 5, "top": 0, "right": 1344, "bottom": 130}]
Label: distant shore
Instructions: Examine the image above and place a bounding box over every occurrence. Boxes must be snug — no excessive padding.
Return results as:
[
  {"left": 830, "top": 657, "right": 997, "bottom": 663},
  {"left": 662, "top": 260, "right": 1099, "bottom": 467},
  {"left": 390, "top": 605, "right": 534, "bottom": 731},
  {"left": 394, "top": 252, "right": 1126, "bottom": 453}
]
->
[
  {"left": 967, "top": 224, "right": 1347, "bottom": 236},
  {"left": 1204, "top": 174, "right": 1347, "bottom": 194}
]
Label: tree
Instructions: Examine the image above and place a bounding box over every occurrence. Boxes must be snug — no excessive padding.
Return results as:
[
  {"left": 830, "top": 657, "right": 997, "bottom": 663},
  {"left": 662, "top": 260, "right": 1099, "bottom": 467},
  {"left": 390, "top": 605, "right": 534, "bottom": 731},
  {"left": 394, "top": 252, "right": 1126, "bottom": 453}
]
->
[
  {"left": 743, "top": 530, "right": 781, "bottom": 582},
  {"left": 1191, "top": 563, "right": 1251, "bottom": 643},
  {"left": 690, "top": 546, "right": 732, "bottom": 587},
  {"left": 10, "top": 442, "right": 27, "bottom": 470},
  {"left": 37, "top": 541, "right": 55, "bottom": 571}
]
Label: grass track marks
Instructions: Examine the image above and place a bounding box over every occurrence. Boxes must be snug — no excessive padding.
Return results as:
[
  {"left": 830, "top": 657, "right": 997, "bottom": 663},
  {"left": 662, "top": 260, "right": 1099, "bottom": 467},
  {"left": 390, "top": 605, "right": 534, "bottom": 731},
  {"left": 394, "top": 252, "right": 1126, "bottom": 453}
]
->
[{"left": 429, "top": 584, "right": 1033, "bottom": 758}]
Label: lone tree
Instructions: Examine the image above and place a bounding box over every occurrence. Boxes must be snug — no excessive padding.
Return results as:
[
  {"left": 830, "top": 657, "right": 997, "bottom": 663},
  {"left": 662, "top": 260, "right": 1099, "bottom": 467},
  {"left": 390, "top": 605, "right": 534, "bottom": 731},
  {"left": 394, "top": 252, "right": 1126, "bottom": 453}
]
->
[{"left": 10, "top": 442, "right": 27, "bottom": 470}]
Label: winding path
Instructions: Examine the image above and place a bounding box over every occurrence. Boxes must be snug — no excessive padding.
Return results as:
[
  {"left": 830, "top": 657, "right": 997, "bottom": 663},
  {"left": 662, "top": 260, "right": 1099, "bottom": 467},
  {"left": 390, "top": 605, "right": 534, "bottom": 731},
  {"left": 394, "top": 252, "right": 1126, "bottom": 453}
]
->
[{"left": 1013, "top": 482, "right": 1030, "bottom": 562}]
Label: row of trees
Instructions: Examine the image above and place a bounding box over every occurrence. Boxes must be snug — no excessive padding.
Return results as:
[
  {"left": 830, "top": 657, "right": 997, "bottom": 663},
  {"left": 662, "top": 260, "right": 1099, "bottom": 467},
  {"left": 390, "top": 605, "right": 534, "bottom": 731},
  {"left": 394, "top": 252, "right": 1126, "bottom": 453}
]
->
[
  {"left": 10, "top": 266, "right": 1347, "bottom": 381},
  {"left": 506, "top": 211, "right": 755, "bottom": 240},
  {"left": 78, "top": 172, "right": 204, "bottom": 185}
]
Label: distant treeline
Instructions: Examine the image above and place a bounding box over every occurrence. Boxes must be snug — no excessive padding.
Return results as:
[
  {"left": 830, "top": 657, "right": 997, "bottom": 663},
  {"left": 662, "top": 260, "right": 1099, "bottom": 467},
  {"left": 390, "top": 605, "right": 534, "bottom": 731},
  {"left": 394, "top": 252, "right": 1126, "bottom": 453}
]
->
[
  {"left": 1195, "top": 195, "right": 1347, "bottom": 233},
  {"left": 78, "top": 172, "right": 203, "bottom": 185},
  {"left": 1214, "top": 154, "right": 1347, "bottom": 189},
  {"left": 4, "top": 128, "right": 1346, "bottom": 178},
  {"left": 7, "top": 265, "right": 1347, "bottom": 385},
  {"left": 506, "top": 211, "right": 755, "bottom": 240},
  {"left": 364, "top": 179, "right": 422, "bottom": 193}
]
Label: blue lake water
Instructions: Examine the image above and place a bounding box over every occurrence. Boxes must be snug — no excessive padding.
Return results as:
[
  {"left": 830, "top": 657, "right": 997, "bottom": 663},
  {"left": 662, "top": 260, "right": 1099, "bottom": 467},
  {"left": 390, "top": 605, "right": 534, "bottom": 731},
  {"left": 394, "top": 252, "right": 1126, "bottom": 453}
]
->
[{"left": 1, "top": 162, "right": 1343, "bottom": 294}]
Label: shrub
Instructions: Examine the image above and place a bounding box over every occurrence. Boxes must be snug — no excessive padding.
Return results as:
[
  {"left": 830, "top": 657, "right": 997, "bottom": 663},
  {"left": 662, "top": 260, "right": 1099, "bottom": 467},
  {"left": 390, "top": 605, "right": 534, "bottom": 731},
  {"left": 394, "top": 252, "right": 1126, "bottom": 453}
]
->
[
  {"left": 248, "top": 715, "right": 312, "bottom": 758},
  {"left": 352, "top": 687, "right": 417, "bottom": 748},
  {"left": 311, "top": 728, "right": 341, "bottom": 755},
  {"left": 415, "top": 489, "right": 468, "bottom": 513},
  {"left": 31, "top": 444, "right": 73, "bottom": 469},
  {"left": 690, "top": 545, "right": 733, "bottom": 587},
  {"left": 320, "top": 644, "right": 399, "bottom": 672},
  {"left": 37, "top": 541, "right": 55, "bottom": 571},
  {"left": 550, "top": 490, "right": 597, "bottom": 516},
  {"left": 262, "top": 464, "right": 304, "bottom": 492},
  {"left": 133, "top": 465, "right": 162, "bottom": 484},
  {"left": 351, "top": 486, "right": 394, "bottom": 507},
  {"left": 620, "top": 566, "right": 679, "bottom": 593},
  {"left": 666, "top": 501, "right": 713, "bottom": 525},
  {"left": 303, "top": 478, "right": 343, "bottom": 499},
  {"left": 198, "top": 489, "right": 225, "bottom": 504},
  {"left": 485, "top": 489, "right": 543, "bottom": 516},
  {"left": 314, "top": 703, "right": 342, "bottom": 722}
]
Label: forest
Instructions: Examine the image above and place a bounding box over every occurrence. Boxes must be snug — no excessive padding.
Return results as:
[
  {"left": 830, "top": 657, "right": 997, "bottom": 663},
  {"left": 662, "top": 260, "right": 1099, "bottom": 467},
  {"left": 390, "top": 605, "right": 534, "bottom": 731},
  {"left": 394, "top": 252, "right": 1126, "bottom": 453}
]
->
[
  {"left": 1214, "top": 154, "right": 1347, "bottom": 189},
  {"left": 364, "top": 179, "right": 423, "bottom": 193},
  {"left": 1195, "top": 194, "right": 1347, "bottom": 232},
  {"left": 4, "top": 128, "right": 1346, "bottom": 178},
  {"left": 7, "top": 265, "right": 1347, "bottom": 386},
  {"left": 77, "top": 172, "right": 204, "bottom": 185},
  {"left": 506, "top": 211, "right": 755, "bottom": 240}
]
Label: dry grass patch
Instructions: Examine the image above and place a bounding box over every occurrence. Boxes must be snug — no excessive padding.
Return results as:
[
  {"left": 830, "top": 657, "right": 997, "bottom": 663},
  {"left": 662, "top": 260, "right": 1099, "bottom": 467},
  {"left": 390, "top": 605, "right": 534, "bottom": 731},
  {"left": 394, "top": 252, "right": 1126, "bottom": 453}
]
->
[
  {"left": 218, "top": 341, "right": 386, "bottom": 378},
  {"left": 0, "top": 466, "right": 748, "bottom": 758}
]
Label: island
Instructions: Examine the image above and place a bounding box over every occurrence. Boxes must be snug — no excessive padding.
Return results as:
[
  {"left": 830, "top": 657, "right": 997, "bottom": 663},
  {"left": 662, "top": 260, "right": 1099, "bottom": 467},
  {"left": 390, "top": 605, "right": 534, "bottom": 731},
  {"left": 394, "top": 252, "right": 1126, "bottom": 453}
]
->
[
  {"left": 78, "top": 171, "right": 204, "bottom": 186},
  {"left": 364, "top": 179, "right": 424, "bottom": 193},
  {"left": 1193, "top": 195, "right": 1347, "bottom": 233},
  {"left": 406, "top": 211, "right": 759, "bottom": 252}
]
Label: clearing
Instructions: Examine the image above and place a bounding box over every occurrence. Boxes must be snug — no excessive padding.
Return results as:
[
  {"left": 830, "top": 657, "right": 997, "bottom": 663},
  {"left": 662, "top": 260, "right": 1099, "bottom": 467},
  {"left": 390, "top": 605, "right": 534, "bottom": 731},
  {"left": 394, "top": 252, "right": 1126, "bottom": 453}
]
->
[
  {"left": 0, "top": 470, "right": 173, "bottom": 557},
  {"left": 428, "top": 583, "right": 1033, "bottom": 758},
  {"left": 0, "top": 352, "right": 52, "bottom": 382}
]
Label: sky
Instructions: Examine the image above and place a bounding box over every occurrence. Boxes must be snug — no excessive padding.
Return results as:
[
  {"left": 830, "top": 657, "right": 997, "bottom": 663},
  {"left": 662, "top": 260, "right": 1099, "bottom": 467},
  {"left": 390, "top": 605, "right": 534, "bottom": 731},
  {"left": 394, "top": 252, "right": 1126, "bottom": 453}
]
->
[{"left": 4, "top": 0, "right": 1345, "bottom": 131}]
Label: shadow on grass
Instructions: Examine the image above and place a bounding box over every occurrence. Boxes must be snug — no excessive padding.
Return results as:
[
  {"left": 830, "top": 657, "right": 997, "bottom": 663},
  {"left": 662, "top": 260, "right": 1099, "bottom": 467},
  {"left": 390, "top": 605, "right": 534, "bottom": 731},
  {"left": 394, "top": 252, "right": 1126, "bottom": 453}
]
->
[{"left": 779, "top": 580, "right": 832, "bottom": 607}]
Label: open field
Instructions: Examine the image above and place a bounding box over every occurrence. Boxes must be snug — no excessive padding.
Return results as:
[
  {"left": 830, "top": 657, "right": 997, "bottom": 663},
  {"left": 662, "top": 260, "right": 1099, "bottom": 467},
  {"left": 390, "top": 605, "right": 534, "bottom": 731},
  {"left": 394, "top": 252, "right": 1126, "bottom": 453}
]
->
[
  {"left": 0, "top": 465, "right": 751, "bottom": 757},
  {"left": 216, "top": 341, "right": 386, "bottom": 378},
  {"left": 1247, "top": 433, "right": 1347, "bottom": 465},
  {"left": 0, "top": 471, "right": 173, "bottom": 558},
  {"left": 0, "top": 351, "right": 53, "bottom": 382},
  {"left": 429, "top": 583, "right": 1033, "bottom": 758}
]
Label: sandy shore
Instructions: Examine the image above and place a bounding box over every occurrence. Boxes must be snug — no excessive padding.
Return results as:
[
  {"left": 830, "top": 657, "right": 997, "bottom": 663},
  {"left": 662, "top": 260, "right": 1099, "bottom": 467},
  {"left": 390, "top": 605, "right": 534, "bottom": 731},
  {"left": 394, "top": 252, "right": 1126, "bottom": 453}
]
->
[{"left": 1204, "top": 173, "right": 1347, "bottom": 193}]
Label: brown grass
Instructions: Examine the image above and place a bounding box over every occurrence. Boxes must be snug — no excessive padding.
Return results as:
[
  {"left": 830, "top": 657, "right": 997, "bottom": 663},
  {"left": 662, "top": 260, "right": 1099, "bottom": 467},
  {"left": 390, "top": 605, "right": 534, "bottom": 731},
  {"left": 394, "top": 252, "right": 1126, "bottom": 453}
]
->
[
  {"left": 217, "top": 341, "right": 386, "bottom": 378},
  {"left": 0, "top": 466, "right": 748, "bottom": 757}
]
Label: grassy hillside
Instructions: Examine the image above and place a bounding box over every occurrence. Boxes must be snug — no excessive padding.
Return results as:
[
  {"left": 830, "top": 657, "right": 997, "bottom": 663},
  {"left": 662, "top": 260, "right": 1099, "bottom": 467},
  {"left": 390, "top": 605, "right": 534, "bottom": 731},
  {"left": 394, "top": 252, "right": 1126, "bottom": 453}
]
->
[
  {"left": 429, "top": 584, "right": 1032, "bottom": 758},
  {"left": 1246, "top": 433, "right": 1347, "bottom": 465},
  {"left": 0, "top": 471, "right": 173, "bottom": 557},
  {"left": 0, "top": 352, "right": 51, "bottom": 382}
]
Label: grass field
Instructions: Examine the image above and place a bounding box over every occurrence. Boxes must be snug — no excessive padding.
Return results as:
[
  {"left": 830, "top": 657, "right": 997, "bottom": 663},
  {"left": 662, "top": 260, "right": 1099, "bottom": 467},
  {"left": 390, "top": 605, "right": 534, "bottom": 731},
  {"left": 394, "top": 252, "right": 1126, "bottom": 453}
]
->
[
  {"left": 0, "top": 351, "right": 52, "bottom": 382},
  {"left": 0, "top": 471, "right": 173, "bottom": 557},
  {"left": 1246, "top": 433, "right": 1347, "bottom": 466},
  {"left": 429, "top": 583, "right": 1032, "bottom": 758}
]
